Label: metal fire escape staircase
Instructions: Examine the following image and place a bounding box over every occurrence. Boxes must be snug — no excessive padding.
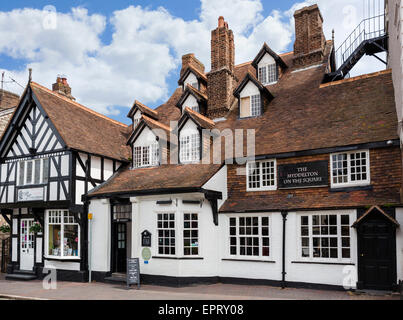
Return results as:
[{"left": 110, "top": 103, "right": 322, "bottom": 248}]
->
[{"left": 324, "top": 14, "right": 388, "bottom": 83}]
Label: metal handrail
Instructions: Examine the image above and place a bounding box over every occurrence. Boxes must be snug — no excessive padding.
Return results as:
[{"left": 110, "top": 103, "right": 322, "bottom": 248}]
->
[{"left": 335, "top": 14, "right": 386, "bottom": 69}]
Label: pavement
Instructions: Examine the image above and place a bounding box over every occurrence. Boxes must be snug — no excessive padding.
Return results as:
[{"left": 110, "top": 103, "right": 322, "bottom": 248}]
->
[{"left": 0, "top": 274, "right": 400, "bottom": 300}]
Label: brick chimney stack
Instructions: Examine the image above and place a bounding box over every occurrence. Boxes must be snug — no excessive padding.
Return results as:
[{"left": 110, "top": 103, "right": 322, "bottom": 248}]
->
[
  {"left": 180, "top": 53, "right": 205, "bottom": 78},
  {"left": 293, "top": 4, "right": 326, "bottom": 68},
  {"left": 52, "top": 75, "right": 75, "bottom": 101},
  {"left": 207, "top": 16, "right": 236, "bottom": 119}
]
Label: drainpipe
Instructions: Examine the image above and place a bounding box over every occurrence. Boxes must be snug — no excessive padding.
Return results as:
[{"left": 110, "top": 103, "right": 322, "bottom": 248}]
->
[{"left": 281, "top": 211, "right": 288, "bottom": 289}]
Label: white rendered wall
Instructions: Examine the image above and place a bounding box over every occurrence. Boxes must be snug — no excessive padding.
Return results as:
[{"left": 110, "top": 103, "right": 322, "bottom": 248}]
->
[
  {"left": 257, "top": 53, "right": 275, "bottom": 69},
  {"left": 182, "top": 95, "right": 199, "bottom": 112},
  {"left": 183, "top": 72, "right": 198, "bottom": 88},
  {"left": 89, "top": 199, "right": 111, "bottom": 272},
  {"left": 239, "top": 81, "right": 260, "bottom": 98},
  {"left": 179, "top": 119, "right": 198, "bottom": 138},
  {"left": 133, "top": 126, "right": 158, "bottom": 148},
  {"left": 202, "top": 165, "right": 228, "bottom": 209}
]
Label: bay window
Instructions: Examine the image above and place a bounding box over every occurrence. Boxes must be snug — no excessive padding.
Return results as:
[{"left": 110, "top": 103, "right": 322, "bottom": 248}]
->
[
  {"left": 133, "top": 143, "right": 159, "bottom": 168},
  {"left": 247, "top": 160, "right": 277, "bottom": 191},
  {"left": 179, "top": 133, "right": 200, "bottom": 163},
  {"left": 330, "top": 150, "right": 370, "bottom": 188},
  {"left": 18, "top": 158, "right": 49, "bottom": 186},
  {"left": 229, "top": 216, "right": 270, "bottom": 258},
  {"left": 300, "top": 213, "right": 351, "bottom": 261},
  {"left": 46, "top": 210, "right": 80, "bottom": 258}
]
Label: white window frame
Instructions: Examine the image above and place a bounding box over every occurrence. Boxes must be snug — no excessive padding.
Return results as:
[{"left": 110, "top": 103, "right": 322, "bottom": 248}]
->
[
  {"left": 133, "top": 117, "right": 141, "bottom": 129},
  {"left": 227, "top": 214, "right": 271, "bottom": 260},
  {"left": 258, "top": 63, "right": 278, "bottom": 85},
  {"left": 183, "top": 212, "right": 200, "bottom": 257},
  {"left": 250, "top": 94, "right": 261, "bottom": 117},
  {"left": 179, "top": 133, "right": 200, "bottom": 163},
  {"left": 133, "top": 143, "right": 159, "bottom": 169},
  {"left": 330, "top": 150, "right": 370, "bottom": 188},
  {"left": 156, "top": 212, "right": 177, "bottom": 256},
  {"left": 246, "top": 159, "right": 277, "bottom": 191},
  {"left": 45, "top": 209, "right": 80, "bottom": 260},
  {"left": 296, "top": 211, "right": 354, "bottom": 264},
  {"left": 18, "top": 158, "right": 49, "bottom": 186}
]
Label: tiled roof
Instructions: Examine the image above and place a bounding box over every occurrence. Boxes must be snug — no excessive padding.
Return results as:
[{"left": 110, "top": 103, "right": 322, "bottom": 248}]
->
[
  {"left": 127, "top": 100, "right": 159, "bottom": 120},
  {"left": 88, "top": 164, "right": 223, "bottom": 196},
  {"left": 182, "top": 107, "right": 215, "bottom": 129},
  {"left": 31, "top": 82, "right": 131, "bottom": 161}
]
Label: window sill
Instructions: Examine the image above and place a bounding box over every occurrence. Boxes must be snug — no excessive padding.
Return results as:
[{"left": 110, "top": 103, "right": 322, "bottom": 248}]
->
[
  {"left": 330, "top": 185, "right": 373, "bottom": 192},
  {"left": 291, "top": 260, "right": 354, "bottom": 266},
  {"left": 238, "top": 115, "right": 261, "bottom": 120},
  {"left": 222, "top": 258, "right": 275, "bottom": 263},
  {"left": 246, "top": 187, "right": 277, "bottom": 192},
  {"left": 152, "top": 256, "right": 204, "bottom": 260},
  {"left": 44, "top": 256, "right": 81, "bottom": 262}
]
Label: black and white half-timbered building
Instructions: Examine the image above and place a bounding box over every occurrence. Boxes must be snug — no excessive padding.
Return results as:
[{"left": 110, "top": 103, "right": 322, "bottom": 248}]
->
[{"left": 0, "top": 78, "right": 128, "bottom": 281}]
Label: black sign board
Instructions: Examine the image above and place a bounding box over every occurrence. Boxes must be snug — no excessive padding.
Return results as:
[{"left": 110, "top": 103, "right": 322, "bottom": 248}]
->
[
  {"left": 278, "top": 161, "right": 329, "bottom": 189},
  {"left": 126, "top": 258, "right": 140, "bottom": 289},
  {"left": 141, "top": 230, "right": 152, "bottom": 247}
]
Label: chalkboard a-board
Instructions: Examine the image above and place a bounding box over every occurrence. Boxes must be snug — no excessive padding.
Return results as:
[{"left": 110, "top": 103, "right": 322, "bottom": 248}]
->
[{"left": 127, "top": 258, "right": 140, "bottom": 289}]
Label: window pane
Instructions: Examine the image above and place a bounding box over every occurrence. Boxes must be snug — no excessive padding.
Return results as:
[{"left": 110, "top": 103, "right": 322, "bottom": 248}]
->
[
  {"left": 251, "top": 95, "right": 261, "bottom": 117},
  {"left": 267, "top": 63, "right": 278, "bottom": 83},
  {"left": 42, "top": 158, "right": 49, "bottom": 183},
  {"left": 34, "top": 159, "right": 41, "bottom": 184},
  {"left": 248, "top": 162, "right": 261, "bottom": 189},
  {"left": 64, "top": 225, "right": 79, "bottom": 257},
  {"left": 19, "top": 161, "right": 25, "bottom": 185},
  {"left": 48, "top": 224, "right": 61, "bottom": 256},
  {"left": 26, "top": 161, "right": 33, "bottom": 184}
]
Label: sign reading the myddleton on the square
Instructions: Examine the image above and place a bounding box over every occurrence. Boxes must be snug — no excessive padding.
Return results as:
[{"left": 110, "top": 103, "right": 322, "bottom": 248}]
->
[{"left": 278, "top": 161, "right": 329, "bottom": 189}]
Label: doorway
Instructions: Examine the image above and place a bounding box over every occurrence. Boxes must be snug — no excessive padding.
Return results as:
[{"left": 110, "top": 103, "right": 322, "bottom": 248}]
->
[
  {"left": 356, "top": 208, "right": 397, "bottom": 291},
  {"left": 20, "top": 219, "right": 34, "bottom": 271},
  {"left": 114, "top": 223, "right": 127, "bottom": 273}
]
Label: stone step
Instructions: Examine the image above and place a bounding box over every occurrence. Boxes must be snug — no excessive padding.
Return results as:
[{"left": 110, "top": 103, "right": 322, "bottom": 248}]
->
[
  {"left": 13, "top": 269, "right": 36, "bottom": 275},
  {"left": 5, "top": 273, "right": 37, "bottom": 281},
  {"left": 104, "top": 276, "right": 126, "bottom": 284}
]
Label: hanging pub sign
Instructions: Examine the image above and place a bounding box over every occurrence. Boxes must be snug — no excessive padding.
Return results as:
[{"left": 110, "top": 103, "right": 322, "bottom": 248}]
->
[
  {"left": 141, "top": 230, "right": 152, "bottom": 247},
  {"left": 278, "top": 161, "right": 329, "bottom": 189},
  {"left": 127, "top": 258, "right": 140, "bottom": 289}
]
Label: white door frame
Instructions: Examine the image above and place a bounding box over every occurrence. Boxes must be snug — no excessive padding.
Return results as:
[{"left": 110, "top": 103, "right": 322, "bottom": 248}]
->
[{"left": 20, "top": 218, "right": 35, "bottom": 271}]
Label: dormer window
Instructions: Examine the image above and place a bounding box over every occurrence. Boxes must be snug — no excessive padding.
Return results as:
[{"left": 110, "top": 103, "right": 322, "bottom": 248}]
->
[
  {"left": 191, "top": 82, "right": 199, "bottom": 90},
  {"left": 179, "top": 133, "right": 200, "bottom": 163},
  {"left": 240, "top": 93, "right": 261, "bottom": 118},
  {"left": 133, "top": 143, "right": 159, "bottom": 168},
  {"left": 133, "top": 117, "right": 141, "bottom": 129},
  {"left": 258, "top": 63, "right": 278, "bottom": 85}
]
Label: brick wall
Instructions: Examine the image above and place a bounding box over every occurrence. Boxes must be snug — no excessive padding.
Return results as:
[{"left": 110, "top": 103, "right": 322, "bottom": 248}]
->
[
  {"left": 293, "top": 4, "right": 326, "bottom": 68},
  {"left": 223, "top": 147, "right": 402, "bottom": 212}
]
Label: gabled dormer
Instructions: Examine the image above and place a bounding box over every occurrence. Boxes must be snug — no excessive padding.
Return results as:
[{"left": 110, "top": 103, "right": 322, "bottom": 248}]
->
[
  {"left": 127, "top": 115, "right": 171, "bottom": 169},
  {"left": 233, "top": 73, "right": 274, "bottom": 119},
  {"left": 177, "top": 107, "right": 215, "bottom": 164},
  {"left": 178, "top": 54, "right": 207, "bottom": 93},
  {"left": 176, "top": 85, "right": 208, "bottom": 115},
  {"left": 251, "top": 43, "right": 287, "bottom": 85},
  {"left": 127, "top": 100, "right": 159, "bottom": 131}
]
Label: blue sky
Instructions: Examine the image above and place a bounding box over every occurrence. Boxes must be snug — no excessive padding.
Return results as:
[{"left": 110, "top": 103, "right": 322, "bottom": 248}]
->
[{"left": 0, "top": 0, "right": 386, "bottom": 124}]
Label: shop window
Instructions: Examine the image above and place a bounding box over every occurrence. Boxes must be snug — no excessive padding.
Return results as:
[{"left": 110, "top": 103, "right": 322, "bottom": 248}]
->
[
  {"left": 300, "top": 213, "right": 351, "bottom": 260},
  {"left": 184, "top": 213, "right": 198, "bottom": 256},
  {"left": 330, "top": 150, "right": 370, "bottom": 188},
  {"left": 157, "top": 213, "right": 176, "bottom": 255},
  {"left": 46, "top": 210, "right": 79, "bottom": 258},
  {"left": 18, "top": 158, "right": 49, "bottom": 186},
  {"left": 246, "top": 160, "right": 277, "bottom": 191},
  {"left": 229, "top": 216, "right": 270, "bottom": 258}
]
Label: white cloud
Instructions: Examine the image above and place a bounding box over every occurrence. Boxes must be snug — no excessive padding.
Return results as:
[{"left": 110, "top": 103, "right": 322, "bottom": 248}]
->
[{"left": 0, "top": 0, "right": 386, "bottom": 117}]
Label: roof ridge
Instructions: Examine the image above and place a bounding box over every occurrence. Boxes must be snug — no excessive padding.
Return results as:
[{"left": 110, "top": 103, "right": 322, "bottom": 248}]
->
[
  {"left": 30, "top": 82, "right": 128, "bottom": 128},
  {"left": 142, "top": 114, "right": 172, "bottom": 132},
  {"left": 320, "top": 69, "right": 392, "bottom": 88},
  {"left": 184, "top": 107, "right": 215, "bottom": 126}
]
